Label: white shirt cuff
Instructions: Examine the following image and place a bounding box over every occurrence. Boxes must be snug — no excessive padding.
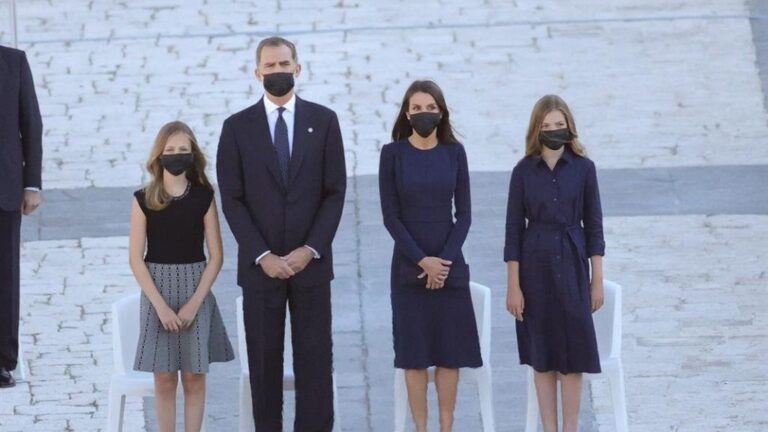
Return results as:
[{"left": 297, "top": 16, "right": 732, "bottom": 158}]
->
[
  {"left": 24, "top": 187, "right": 41, "bottom": 192},
  {"left": 304, "top": 245, "right": 320, "bottom": 259},
  {"left": 255, "top": 251, "right": 271, "bottom": 265}
]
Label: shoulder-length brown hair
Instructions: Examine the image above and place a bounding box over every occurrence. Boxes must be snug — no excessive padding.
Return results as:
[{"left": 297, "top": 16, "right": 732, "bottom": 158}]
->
[
  {"left": 391, "top": 80, "right": 460, "bottom": 144},
  {"left": 143, "top": 121, "right": 212, "bottom": 211},
  {"left": 525, "top": 95, "right": 587, "bottom": 157}
]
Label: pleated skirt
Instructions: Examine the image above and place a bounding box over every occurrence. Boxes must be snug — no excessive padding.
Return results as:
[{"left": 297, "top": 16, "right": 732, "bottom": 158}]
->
[{"left": 133, "top": 261, "right": 234, "bottom": 373}]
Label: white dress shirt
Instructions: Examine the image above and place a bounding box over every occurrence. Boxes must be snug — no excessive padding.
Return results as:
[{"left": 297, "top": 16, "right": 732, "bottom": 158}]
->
[
  {"left": 264, "top": 93, "right": 296, "bottom": 155},
  {"left": 255, "top": 94, "right": 320, "bottom": 265}
]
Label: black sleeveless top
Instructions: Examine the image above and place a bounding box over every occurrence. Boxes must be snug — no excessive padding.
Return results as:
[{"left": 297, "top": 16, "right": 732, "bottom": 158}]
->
[{"left": 134, "top": 183, "right": 213, "bottom": 264}]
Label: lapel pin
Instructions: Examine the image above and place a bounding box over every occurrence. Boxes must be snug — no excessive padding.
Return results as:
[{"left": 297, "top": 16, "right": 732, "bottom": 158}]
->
[{"left": 308, "top": 127, "right": 314, "bottom": 133}]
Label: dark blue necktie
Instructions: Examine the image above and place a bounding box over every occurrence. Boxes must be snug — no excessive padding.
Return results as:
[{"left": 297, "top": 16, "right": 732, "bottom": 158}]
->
[{"left": 274, "top": 107, "right": 290, "bottom": 183}]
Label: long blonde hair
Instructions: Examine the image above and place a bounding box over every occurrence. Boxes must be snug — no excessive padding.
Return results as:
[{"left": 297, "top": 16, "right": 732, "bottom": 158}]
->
[
  {"left": 525, "top": 95, "right": 587, "bottom": 157},
  {"left": 143, "top": 121, "right": 212, "bottom": 211}
]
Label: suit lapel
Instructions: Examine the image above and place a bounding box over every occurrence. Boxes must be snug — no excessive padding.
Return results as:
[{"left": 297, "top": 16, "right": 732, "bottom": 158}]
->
[
  {"left": 288, "top": 97, "right": 309, "bottom": 187},
  {"left": 249, "top": 98, "right": 286, "bottom": 190}
]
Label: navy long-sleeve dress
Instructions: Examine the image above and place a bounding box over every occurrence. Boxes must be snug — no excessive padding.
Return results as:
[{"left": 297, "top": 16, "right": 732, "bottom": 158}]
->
[
  {"left": 379, "top": 139, "right": 482, "bottom": 369},
  {"left": 504, "top": 149, "right": 605, "bottom": 374}
]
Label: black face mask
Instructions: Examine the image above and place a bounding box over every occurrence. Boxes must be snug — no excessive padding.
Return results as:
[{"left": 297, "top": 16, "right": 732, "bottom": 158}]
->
[
  {"left": 160, "top": 153, "right": 194, "bottom": 176},
  {"left": 409, "top": 112, "right": 442, "bottom": 138},
  {"left": 539, "top": 128, "right": 571, "bottom": 151},
  {"left": 263, "top": 72, "right": 295, "bottom": 97}
]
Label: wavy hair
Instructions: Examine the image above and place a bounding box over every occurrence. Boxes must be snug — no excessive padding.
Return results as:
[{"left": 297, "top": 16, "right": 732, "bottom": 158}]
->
[
  {"left": 143, "top": 121, "right": 212, "bottom": 211},
  {"left": 525, "top": 95, "right": 587, "bottom": 157}
]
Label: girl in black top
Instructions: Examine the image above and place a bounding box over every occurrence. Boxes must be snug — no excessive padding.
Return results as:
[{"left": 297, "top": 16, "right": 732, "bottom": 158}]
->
[{"left": 129, "top": 121, "right": 233, "bottom": 432}]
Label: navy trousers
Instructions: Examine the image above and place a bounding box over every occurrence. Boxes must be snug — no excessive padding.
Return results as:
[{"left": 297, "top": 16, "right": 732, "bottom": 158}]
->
[{"left": 0, "top": 209, "right": 21, "bottom": 370}]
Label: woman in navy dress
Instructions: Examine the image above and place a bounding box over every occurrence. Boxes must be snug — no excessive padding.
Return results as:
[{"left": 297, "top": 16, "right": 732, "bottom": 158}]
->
[
  {"left": 379, "top": 80, "right": 482, "bottom": 432},
  {"left": 504, "top": 95, "right": 605, "bottom": 432}
]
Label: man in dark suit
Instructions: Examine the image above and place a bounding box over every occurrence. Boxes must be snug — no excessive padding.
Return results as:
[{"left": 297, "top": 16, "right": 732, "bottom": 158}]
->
[
  {"left": 0, "top": 45, "right": 43, "bottom": 389},
  {"left": 217, "top": 37, "right": 346, "bottom": 431}
]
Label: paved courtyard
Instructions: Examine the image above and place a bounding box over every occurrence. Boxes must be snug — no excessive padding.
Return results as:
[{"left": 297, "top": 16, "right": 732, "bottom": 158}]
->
[{"left": 1, "top": 0, "right": 767, "bottom": 431}]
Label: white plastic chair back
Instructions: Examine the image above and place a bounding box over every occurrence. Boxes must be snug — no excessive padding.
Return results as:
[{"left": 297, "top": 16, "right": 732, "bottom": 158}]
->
[
  {"left": 592, "top": 280, "right": 622, "bottom": 361},
  {"left": 525, "top": 279, "right": 627, "bottom": 432},
  {"left": 16, "top": 330, "right": 26, "bottom": 380},
  {"left": 395, "top": 282, "right": 495, "bottom": 432},
  {"left": 235, "top": 296, "right": 248, "bottom": 373},
  {"left": 0, "top": 0, "right": 17, "bottom": 47},
  {"left": 469, "top": 282, "right": 492, "bottom": 363},
  {"left": 112, "top": 293, "right": 141, "bottom": 375}
]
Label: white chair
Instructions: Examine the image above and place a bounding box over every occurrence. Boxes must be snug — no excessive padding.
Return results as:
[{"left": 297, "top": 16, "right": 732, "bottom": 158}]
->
[
  {"left": 0, "top": 0, "right": 17, "bottom": 47},
  {"left": 16, "top": 330, "right": 26, "bottom": 381},
  {"left": 236, "top": 296, "right": 341, "bottom": 432},
  {"left": 525, "top": 279, "right": 628, "bottom": 432},
  {"left": 107, "top": 293, "right": 206, "bottom": 432},
  {"left": 394, "top": 281, "right": 495, "bottom": 432}
]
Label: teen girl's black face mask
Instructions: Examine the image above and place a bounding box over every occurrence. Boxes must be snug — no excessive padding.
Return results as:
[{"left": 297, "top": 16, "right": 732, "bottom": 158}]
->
[
  {"left": 539, "top": 128, "right": 571, "bottom": 151},
  {"left": 160, "top": 153, "right": 194, "bottom": 176}
]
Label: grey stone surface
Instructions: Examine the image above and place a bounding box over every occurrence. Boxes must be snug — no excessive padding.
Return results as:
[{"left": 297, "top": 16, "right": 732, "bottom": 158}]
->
[
  {"left": 4, "top": 1, "right": 768, "bottom": 431},
  {"left": 14, "top": 162, "right": 768, "bottom": 431},
  {"left": 7, "top": 0, "right": 768, "bottom": 191},
  {"left": 21, "top": 165, "right": 768, "bottom": 243},
  {"left": 750, "top": 1, "right": 768, "bottom": 118}
]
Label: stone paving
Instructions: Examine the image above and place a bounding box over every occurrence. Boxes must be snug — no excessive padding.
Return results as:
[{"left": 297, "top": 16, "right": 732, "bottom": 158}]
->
[
  {"left": 593, "top": 215, "right": 768, "bottom": 431},
  {"left": 0, "top": 237, "right": 146, "bottom": 432},
  {"left": 6, "top": 0, "right": 768, "bottom": 190},
  {"left": 1, "top": 0, "right": 767, "bottom": 431},
  {"left": 4, "top": 210, "right": 767, "bottom": 431}
]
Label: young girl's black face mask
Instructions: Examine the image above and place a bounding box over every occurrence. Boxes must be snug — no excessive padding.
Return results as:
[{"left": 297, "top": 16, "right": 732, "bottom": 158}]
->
[
  {"left": 160, "top": 153, "right": 194, "bottom": 176},
  {"left": 539, "top": 128, "right": 571, "bottom": 151}
]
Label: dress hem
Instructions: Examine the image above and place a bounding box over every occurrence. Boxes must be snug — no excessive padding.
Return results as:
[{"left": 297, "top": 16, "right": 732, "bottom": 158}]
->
[
  {"left": 394, "top": 360, "right": 483, "bottom": 369},
  {"left": 522, "top": 361, "right": 601, "bottom": 375}
]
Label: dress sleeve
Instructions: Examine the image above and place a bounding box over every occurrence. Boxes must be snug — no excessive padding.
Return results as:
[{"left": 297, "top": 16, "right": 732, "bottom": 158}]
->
[
  {"left": 378, "top": 143, "right": 427, "bottom": 264},
  {"left": 503, "top": 164, "right": 526, "bottom": 262},
  {"left": 583, "top": 160, "right": 605, "bottom": 256},
  {"left": 438, "top": 144, "right": 471, "bottom": 262}
]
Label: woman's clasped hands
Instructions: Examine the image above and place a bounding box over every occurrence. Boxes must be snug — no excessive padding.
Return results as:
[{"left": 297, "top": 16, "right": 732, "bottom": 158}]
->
[{"left": 417, "top": 256, "right": 452, "bottom": 289}]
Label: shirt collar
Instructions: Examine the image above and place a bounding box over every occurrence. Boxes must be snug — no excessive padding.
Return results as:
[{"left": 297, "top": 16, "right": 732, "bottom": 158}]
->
[
  {"left": 532, "top": 148, "right": 575, "bottom": 166},
  {"left": 263, "top": 94, "right": 296, "bottom": 115}
]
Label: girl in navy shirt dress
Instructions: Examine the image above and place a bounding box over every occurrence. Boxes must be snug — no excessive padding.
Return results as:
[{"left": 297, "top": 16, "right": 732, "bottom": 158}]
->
[{"left": 504, "top": 95, "right": 605, "bottom": 432}]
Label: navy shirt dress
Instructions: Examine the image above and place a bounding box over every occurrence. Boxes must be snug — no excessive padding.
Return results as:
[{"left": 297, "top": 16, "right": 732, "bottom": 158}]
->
[
  {"left": 379, "top": 139, "right": 482, "bottom": 369},
  {"left": 504, "top": 149, "right": 605, "bottom": 374}
]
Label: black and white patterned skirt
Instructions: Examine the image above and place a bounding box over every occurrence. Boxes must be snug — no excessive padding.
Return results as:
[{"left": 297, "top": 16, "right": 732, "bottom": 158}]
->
[{"left": 133, "top": 261, "right": 234, "bottom": 373}]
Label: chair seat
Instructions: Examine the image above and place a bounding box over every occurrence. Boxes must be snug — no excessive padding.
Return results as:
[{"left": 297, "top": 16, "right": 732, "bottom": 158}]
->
[
  {"left": 412, "top": 365, "right": 493, "bottom": 383},
  {"left": 240, "top": 369, "right": 296, "bottom": 390},
  {"left": 109, "top": 371, "right": 155, "bottom": 396},
  {"left": 583, "top": 356, "right": 622, "bottom": 378}
]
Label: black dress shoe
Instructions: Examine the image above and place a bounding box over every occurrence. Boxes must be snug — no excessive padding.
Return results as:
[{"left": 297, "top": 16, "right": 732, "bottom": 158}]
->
[{"left": 0, "top": 367, "right": 15, "bottom": 388}]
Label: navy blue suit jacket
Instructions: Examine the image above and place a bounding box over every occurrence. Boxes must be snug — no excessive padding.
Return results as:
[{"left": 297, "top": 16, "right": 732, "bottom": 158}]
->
[
  {"left": 217, "top": 97, "right": 346, "bottom": 288},
  {"left": 0, "top": 46, "right": 42, "bottom": 211}
]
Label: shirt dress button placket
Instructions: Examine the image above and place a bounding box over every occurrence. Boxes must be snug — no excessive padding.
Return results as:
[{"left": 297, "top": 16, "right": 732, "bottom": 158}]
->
[{"left": 552, "top": 170, "right": 563, "bottom": 281}]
